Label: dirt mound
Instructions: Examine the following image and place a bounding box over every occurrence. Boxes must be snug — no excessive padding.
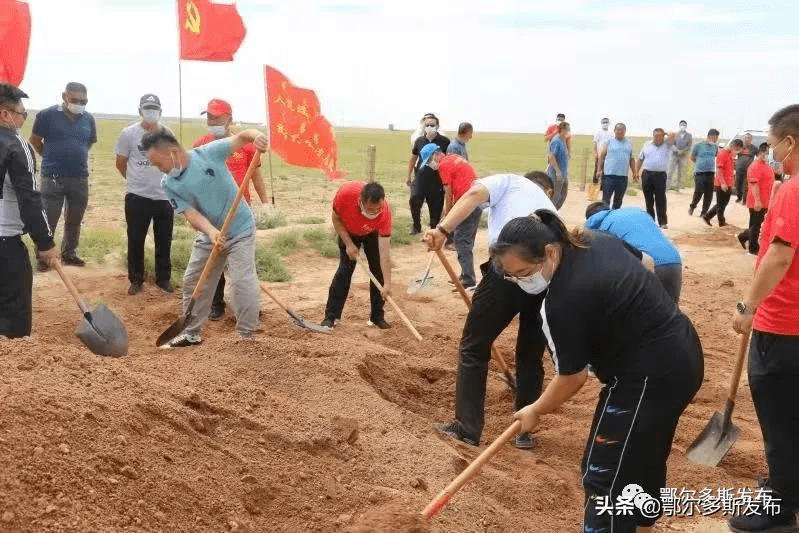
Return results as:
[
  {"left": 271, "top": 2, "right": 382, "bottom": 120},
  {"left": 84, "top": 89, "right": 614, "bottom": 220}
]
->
[{"left": 350, "top": 504, "right": 432, "bottom": 533}]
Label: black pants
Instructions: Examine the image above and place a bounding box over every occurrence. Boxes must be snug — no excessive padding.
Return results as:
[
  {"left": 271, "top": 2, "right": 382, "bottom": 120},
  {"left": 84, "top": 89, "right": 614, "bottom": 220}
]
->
[
  {"left": 454, "top": 260, "right": 547, "bottom": 443},
  {"left": 641, "top": 170, "right": 668, "bottom": 226},
  {"left": 409, "top": 169, "right": 444, "bottom": 232},
  {"left": 735, "top": 170, "right": 748, "bottom": 202},
  {"left": 601, "top": 175, "right": 628, "bottom": 210},
  {"left": 739, "top": 208, "right": 767, "bottom": 255},
  {"left": 749, "top": 331, "right": 799, "bottom": 510},
  {"left": 212, "top": 273, "right": 227, "bottom": 311},
  {"left": 690, "top": 172, "right": 715, "bottom": 215},
  {"left": 125, "top": 193, "right": 173, "bottom": 285},
  {"left": 324, "top": 232, "right": 385, "bottom": 322},
  {"left": 0, "top": 236, "right": 33, "bottom": 338},
  {"left": 705, "top": 187, "right": 732, "bottom": 225}
]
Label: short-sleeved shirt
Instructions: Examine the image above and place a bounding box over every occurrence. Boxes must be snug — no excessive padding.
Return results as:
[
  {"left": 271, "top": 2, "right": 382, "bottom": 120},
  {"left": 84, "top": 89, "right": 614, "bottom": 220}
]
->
[
  {"left": 746, "top": 159, "right": 775, "bottom": 210},
  {"left": 31, "top": 105, "right": 97, "bottom": 178},
  {"left": 476, "top": 174, "right": 558, "bottom": 246},
  {"left": 585, "top": 207, "right": 682, "bottom": 266},
  {"left": 691, "top": 142, "right": 719, "bottom": 173},
  {"left": 438, "top": 154, "right": 477, "bottom": 202},
  {"left": 602, "top": 137, "right": 633, "bottom": 176},
  {"left": 549, "top": 135, "right": 569, "bottom": 176},
  {"left": 593, "top": 129, "right": 612, "bottom": 150},
  {"left": 193, "top": 134, "right": 260, "bottom": 204},
  {"left": 541, "top": 231, "right": 685, "bottom": 382},
  {"left": 545, "top": 124, "right": 558, "bottom": 139},
  {"left": 161, "top": 139, "right": 254, "bottom": 239},
  {"left": 715, "top": 148, "right": 735, "bottom": 187},
  {"left": 412, "top": 134, "right": 450, "bottom": 171},
  {"left": 753, "top": 177, "right": 799, "bottom": 335},
  {"left": 736, "top": 143, "right": 757, "bottom": 176},
  {"left": 638, "top": 141, "right": 671, "bottom": 172},
  {"left": 446, "top": 138, "right": 469, "bottom": 160},
  {"left": 115, "top": 122, "right": 172, "bottom": 201},
  {"left": 332, "top": 181, "right": 392, "bottom": 237}
]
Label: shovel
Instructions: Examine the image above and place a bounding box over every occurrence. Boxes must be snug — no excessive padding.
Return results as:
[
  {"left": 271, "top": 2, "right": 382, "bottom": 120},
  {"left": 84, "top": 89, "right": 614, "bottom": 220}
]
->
[
  {"left": 434, "top": 249, "right": 517, "bottom": 394},
  {"left": 422, "top": 420, "right": 521, "bottom": 518},
  {"left": 259, "top": 284, "right": 331, "bottom": 334},
  {"left": 156, "top": 149, "right": 262, "bottom": 347},
  {"left": 52, "top": 262, "right": 129, "bottom": 357},
  {"left": 686, "top": 332, "right": 751, "bottom": 466},
  {"left": 407, "top": 252, "right": 436, "bottom": 294},
  {"left": 355, "top": 257, "right": 423, "bottom": 341}
]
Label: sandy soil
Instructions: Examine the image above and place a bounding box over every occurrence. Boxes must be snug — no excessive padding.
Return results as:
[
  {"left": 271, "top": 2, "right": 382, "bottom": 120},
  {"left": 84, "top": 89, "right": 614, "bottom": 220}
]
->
[{"left": 0, "top": 187, "right": 766, "bottom": 532}]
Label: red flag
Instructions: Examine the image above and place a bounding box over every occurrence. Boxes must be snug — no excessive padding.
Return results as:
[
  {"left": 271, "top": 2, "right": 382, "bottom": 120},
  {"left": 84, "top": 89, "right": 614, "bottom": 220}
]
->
[
  {"left": 264, "top": 66, "right": 345, "bottom": 180},
  {"left": 178, "top": 0, "right": 246, "bottom": 61},
  {"left": 0, "top": 0, "right": 31, "bottom": 86}
]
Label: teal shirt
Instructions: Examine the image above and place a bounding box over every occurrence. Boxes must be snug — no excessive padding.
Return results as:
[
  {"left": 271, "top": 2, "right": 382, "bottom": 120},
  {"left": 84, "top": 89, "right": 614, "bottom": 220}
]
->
[
  {"left": 691, "top": 142, "right": 718, "bottom": 173},
  {"left": 162, "top": 139, "right": 254, "bottom": 239}
]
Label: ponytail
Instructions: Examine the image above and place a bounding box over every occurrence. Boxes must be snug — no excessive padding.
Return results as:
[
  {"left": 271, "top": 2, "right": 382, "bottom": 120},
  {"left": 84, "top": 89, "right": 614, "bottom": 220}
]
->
[{"left": 490, "top": 209, "right": 587, "bottom": 265}]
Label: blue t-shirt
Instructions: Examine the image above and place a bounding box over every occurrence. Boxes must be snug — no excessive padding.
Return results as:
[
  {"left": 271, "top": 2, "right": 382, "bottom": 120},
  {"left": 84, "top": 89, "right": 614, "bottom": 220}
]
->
[
  {"left": 585, "top": 207, "right": 682, "bottom": 266},
  {"left": 161, "top": 139, "right": 254, "bottom": 239},
  {"left": 32, "top": 105, "right": 97, "bottom": 178},
  {"left": 691, "top": 142, "right": 718, "bottom": 173},
  {"left": 548, "top": 134, "right": 569, "bottom": 176},
  {"left": 603, "top": 137, "right": 633, "bottom": 176},
  {"left": 446, "top": 138, "right": 469, "bottom": 160}
]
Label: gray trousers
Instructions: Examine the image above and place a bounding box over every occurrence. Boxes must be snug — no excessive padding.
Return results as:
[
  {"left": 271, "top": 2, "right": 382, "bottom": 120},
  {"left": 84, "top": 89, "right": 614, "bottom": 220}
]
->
[
  {"left": 654, "top": 263, "right": 682, "bottom": 304},
  {"left": 39, "top": 175, "right": 89, "bottom": 259},
  {"left": 454, "top": 207, "right": 482, "bottom": 287},
  {"left": 182, "top": 230, "right": 260, "bottom": 336},
  {"left": 666, "top": 155, "right": 687, "bottom": 191}
]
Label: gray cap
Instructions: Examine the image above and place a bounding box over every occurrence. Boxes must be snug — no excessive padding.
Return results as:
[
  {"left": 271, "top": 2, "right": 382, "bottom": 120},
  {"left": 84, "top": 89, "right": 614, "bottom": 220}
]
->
[{"left": 139, "top": 94, "right": 161, "bottom": 108}]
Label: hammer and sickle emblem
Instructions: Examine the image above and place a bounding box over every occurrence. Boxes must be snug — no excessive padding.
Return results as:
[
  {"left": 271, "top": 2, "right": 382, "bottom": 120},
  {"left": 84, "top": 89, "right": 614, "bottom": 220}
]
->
[{"left": 185, "top": 1, "right": 201, "bottom": 34}]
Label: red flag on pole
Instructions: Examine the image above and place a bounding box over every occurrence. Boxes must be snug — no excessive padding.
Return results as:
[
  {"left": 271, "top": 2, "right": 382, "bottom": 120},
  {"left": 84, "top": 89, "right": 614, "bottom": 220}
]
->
[
  {"left": 264, "top": 66, "right": 345, "bottom": 180},
  {"left": 0, "top": 0, "right": 31, "bottom": 86},
  {"left": 178, "top": 0, "right": 246, "bottom": 61}
]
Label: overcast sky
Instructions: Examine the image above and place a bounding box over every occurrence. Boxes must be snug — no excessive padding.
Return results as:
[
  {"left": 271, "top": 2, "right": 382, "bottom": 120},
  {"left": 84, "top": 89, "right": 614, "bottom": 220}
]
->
[{"left": 19, "top": 0, "right": 798, "bottom": 137}]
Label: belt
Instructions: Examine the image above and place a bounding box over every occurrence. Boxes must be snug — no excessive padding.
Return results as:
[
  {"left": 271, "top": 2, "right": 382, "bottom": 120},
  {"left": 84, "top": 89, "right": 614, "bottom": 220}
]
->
[{"left": 0, "top": 235, "right": 22, "bottom": 242}]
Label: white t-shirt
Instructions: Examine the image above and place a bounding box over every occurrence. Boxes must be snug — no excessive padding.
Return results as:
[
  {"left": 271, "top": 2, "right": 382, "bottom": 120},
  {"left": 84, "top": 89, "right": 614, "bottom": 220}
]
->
[
  {"left": 593, "top": 129, "right": 612, "bottom": 149},
  {"left": 115, "top": 122, "right": 173, "bottom": 201},
  {"left": 476, "top": 174, "right": 559, "bottom": 245}
]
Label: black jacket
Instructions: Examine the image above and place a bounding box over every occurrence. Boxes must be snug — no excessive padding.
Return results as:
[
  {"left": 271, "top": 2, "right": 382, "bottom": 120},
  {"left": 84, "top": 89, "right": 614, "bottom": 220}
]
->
[{"left": 0, "top": 126, "right": 54, "bottom": 250}]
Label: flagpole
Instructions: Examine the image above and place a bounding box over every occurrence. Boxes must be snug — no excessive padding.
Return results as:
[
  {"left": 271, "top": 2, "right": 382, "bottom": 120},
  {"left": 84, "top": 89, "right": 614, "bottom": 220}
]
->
[
  {"left": 263, "top": 66, "right": 275, "bottom": 206},
  {"left": 267, "top": 151, "right": 275, "bottom": 206},
  {"left": 178, "top": 60, "right": 184, "bottom": 144}
]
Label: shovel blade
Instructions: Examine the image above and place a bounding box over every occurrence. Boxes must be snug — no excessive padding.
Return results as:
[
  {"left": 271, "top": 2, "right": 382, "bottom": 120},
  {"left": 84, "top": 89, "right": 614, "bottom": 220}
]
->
[
  {"left": 294, "top": 317, "right": 333, "bottom": 334},
  {"left": 75, "top": 304, "right": 129, "bottom": 358},
  {"left": 407, "top": 275, "right": 435, "bottom": 294},
  {"left": 156, "top": 314, "right": 188, "bottom": 347},
  {"left": 686, "top": 411, "right": 741, "bottom": 467}
]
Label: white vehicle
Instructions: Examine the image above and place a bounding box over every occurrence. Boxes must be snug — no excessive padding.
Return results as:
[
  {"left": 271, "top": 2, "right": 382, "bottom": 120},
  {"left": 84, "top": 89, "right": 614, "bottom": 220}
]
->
[{"left": 720, "top": 129, "right": 768, "bottom": 149}]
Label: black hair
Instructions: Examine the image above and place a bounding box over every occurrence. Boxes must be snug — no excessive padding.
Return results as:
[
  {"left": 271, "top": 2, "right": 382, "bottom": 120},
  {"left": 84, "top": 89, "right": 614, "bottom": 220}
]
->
[
  {"left": 361, "top": 182, "right": 385, "bottom": 204},
  {"left": 615, "top": 122, "right": 626, "bottom": 130},
  {"left": 758, "top": 142, "right": 769, "bottom": 154},
  {"left": 558, "top": 121, "right": 570, "bottom": 132},
  {"left": 457, "top": 122, "right": 473, "bottom": 135},
  {"left": 601, "top": 117, "right": 610, "bottom": 122},
  {"left": 0, "top": 83, "right": 28, "bottom": 109},
  {"left": 729, "top": 139, "right": 744, "bottom": 148},
  {"left": 708, "top": 128, "right": 720, "bottom": 137},
  {"left": 523, "top": 171, "right": 553, "bottom": 193},
  {"left": 140, "top": 130, "right": 180, "bottom": 152},
  {"left": 769, "top": 104, "right": 799, "bottom": 139},
  {"left": 556, "top": 113, "right": 565, "bottom": 119},
  {"left": 490, "top": 210, "right": 587, "bottom": 269},
  {"left": 679, "top": 120, "right": 687, "bottom": 126},
  {"left": 653, "top": 128, "right": 665, "bottom": 135},
  {"left": 422, "top": 113, "right": 439, "bottom": 126},
  {"left": 64, "top": 82, "right": 87, "bottom": 94},
  {"left": 585, "top": 201, "right": 610, "bottom": 220}
]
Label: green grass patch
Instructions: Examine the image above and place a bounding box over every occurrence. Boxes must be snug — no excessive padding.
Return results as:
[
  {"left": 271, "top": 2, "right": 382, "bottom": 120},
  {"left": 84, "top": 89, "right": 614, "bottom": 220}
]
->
[
  {"left": 75, "top": 227, "right": 123, "bottom": 264},
  {"left": 303, "top": 228, "right": 339, "bottom": 257},
  {"left": 255, "top": 211, "right": 287, "bottom": 230},
  {"left": 269, "top": 230, "right": 302, "bottom": 256},
  {"left": 256, "top": 244, "right": 291, "bottom": 282},
  {"left": 390, "top": 215, "right": 417, "bottom": 246},
  {"left": 297, "top": 216, "right": 326, "bottom": 225}
]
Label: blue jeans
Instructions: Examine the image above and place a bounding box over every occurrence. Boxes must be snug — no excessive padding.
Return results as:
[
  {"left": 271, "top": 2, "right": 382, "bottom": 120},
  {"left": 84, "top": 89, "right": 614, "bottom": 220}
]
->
[
  {"left": 601, "top": 174, "right": 628, "bottom": 209},
  {"left": 454, "top": 207, "right": 482, "bottom": 287}
]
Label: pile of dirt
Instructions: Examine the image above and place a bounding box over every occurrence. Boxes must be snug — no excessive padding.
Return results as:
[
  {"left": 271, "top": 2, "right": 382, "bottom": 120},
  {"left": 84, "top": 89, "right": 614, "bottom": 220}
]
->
[{"left": 350, "top": 504, "right": 433, "bottom": 533}]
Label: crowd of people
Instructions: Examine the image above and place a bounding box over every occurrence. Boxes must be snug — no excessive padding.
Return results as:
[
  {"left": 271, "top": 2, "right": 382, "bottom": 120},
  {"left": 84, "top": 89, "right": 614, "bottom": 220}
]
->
[{"left": 1, "top": 80, "right": 798, "bottom": 533}]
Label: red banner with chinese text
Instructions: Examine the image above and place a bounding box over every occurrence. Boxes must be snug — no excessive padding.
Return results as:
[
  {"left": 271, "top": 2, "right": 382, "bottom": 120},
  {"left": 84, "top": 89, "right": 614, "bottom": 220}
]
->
[
  {"left": 178, "top": 0, "right": 246, "bottom": 61},
  {"left": 0, "top": 0, "right": 31, "bottom": 86},
  {"left": 264, "top": 66, "right": 345, "bottom": 180}
]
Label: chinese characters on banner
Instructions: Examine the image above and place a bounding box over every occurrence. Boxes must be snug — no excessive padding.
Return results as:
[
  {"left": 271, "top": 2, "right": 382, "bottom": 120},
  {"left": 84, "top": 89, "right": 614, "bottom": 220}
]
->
[
  {"left": 264, "top": 66, "right": 346, "bottom": 180},
  {"left": 0, "top": 0, "right": 31, "bottom": 86},
  {"left": 178, "top": 0, "right": 246, "bottom": 61}
]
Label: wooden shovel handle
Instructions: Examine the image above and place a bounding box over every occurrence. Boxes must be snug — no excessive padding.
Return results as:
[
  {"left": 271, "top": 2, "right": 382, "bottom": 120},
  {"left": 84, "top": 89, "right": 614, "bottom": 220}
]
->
[
  {"left": 259, "top": 284, "right": 291, "bottom": 315},
  {"left": 189, "top": 149, "right": 263, "bottom": 301},
  {"left": 355, "top": 258, "right": 423, "bottom": 341},
  {"left": 52, "top": 260, "right": 90, "bottom": 314},
  {"left": 422, "top": 420, "right": 522, "bottom": 519},
  {"left": 728, "top": 332, "right": 751, "bottom": 403}
]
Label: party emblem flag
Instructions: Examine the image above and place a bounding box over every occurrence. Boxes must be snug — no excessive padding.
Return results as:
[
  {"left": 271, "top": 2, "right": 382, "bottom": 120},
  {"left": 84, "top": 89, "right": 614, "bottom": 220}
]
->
[
  {"left": 0, "top": 0, "right": 31, "bottom": 86},
  {"left": 264, "top": 66, "right": 345, "bottom": 180},
  {"left": 178, "top": 0, "right": 246, "bottom": 61}
]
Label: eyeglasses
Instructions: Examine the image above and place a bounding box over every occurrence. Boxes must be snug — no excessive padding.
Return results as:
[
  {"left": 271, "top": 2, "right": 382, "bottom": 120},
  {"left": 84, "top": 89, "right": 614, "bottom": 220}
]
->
[
  {"left": 3, "top": 109, "right": 27, "bottom": 119},
  {"left": 503, "top": 263, "right": 543, "bottom": 282}
]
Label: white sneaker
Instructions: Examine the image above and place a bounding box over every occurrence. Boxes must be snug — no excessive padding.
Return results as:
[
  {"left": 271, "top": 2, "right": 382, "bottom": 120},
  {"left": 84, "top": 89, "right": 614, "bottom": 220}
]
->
[{"left": 164, "top": 333, "right": 202, "bottom": 348}]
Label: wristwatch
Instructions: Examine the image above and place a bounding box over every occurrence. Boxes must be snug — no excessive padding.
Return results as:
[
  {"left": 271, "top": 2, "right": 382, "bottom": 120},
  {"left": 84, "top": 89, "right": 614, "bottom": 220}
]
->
[
  {"left": 436, "top": 225, "right": 451, "bottom": 237},
  {"left": 736, "top": 301, "right": 754, "bottom": 315}
]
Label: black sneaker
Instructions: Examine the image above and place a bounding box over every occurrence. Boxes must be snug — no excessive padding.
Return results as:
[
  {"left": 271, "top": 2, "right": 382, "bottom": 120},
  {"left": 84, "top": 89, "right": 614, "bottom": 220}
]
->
[
  {"left": 433, "top": 421, "right": 478, "bottom": 446},
  {"left": 320, "top": 317, "right": 336, "bottom": 328},
  {"left": 208, "top": 306, "right": 225, "bottom": 321},
  {"left": 36, "top": 261, "right": 51, "bottom": 273},
  {"left": 514, "top": 432, "right": 537, "bottom": 450},
  {"left": 728, "top": 510, "right": 797, "bottom": 532},
  {"left": 128, "top": 282, "right": 143, "bottom": 295},
  {"left": 702, "top": 215, "right": 712, "bottom": 227},
  {"left": 688, "top": 206, "right": 695, "bottom": 216},
  {"left": 165, "top": 333, "right": 202, "bottom": 348},
  {"left": 738, "top": 233, "right": 749, "bottom": 249},
  {"left": 719, "top": 221, "right": 728, "bottom": 227},
  {"left": 409, "top": 225, "right": 422, "bottom": 235},
  {"left": 62, "top": 255, "right": 86, "bottom": 267},
  {"left": 368, "top": 318, "right": 391, "bottom": 330},
  {"left": 156, "top": 280, "right": 174, "bottom": 293}
]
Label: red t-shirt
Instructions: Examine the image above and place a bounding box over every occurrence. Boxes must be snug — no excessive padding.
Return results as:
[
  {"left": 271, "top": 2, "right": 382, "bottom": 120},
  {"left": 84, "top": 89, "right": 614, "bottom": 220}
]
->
[
  {"left": 332, "top": 181, "right": 392, "bottom": 237},
  {"left": 753, "top": 177, "right": 799, "bottom": 335},
  {"left": 746, "top": 159, "right": 776, "bottom": 210},
  {"left": 438, "top": 154, "right": 477, "bottom": 202},
  {"left": 193, "top": 134, "right": 260, "bottom": 204},
  {"left": 545, "top": 124, "right": 558, "bottom": 139},
  {"left": 715, "top": 148, "right": 734, "bottom": 187}
]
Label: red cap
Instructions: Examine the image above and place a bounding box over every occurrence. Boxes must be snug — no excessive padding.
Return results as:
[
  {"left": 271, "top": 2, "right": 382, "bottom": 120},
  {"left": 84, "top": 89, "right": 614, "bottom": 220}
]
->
[{"left": 201, "top": 98, "right": 232, "bottom": 117}]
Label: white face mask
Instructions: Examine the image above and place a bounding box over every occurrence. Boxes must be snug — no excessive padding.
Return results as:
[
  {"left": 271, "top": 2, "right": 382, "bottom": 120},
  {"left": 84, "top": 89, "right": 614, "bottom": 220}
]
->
[
  {"left": 166, "top": 153, "right": 183, "bottom": 179},
  {"left": 360, "top": 202, "right": 380, "bottom": 219},
  {"left": 679, "top": 126, "right": 687, "bottom": 132},
  {"left": 67, "top": 103, "right": 85, "bottom": 115},
  {"left": 428, "top": 158, "right": 440, "bottom": 170},
  {"left": 208, "top": 125, "right": 226, "bottom": 137},
  {"left": 601, "top": 123, "right": 609, "bottom": 130},
  {"left": 141, "top": 109, "right": 160, "bottom": 124},
  {"left": 514, "top": 271, "right": 550, "bottom": 294},
  {"left": 424, "top": 125, "right": 437, "bottom": 135}
]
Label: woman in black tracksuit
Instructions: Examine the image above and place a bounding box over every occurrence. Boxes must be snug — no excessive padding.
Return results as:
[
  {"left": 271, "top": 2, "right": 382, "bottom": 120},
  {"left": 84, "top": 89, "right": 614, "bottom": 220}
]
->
[{"left": 492, "top": 210, "right": 704, "bottom": 533}]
